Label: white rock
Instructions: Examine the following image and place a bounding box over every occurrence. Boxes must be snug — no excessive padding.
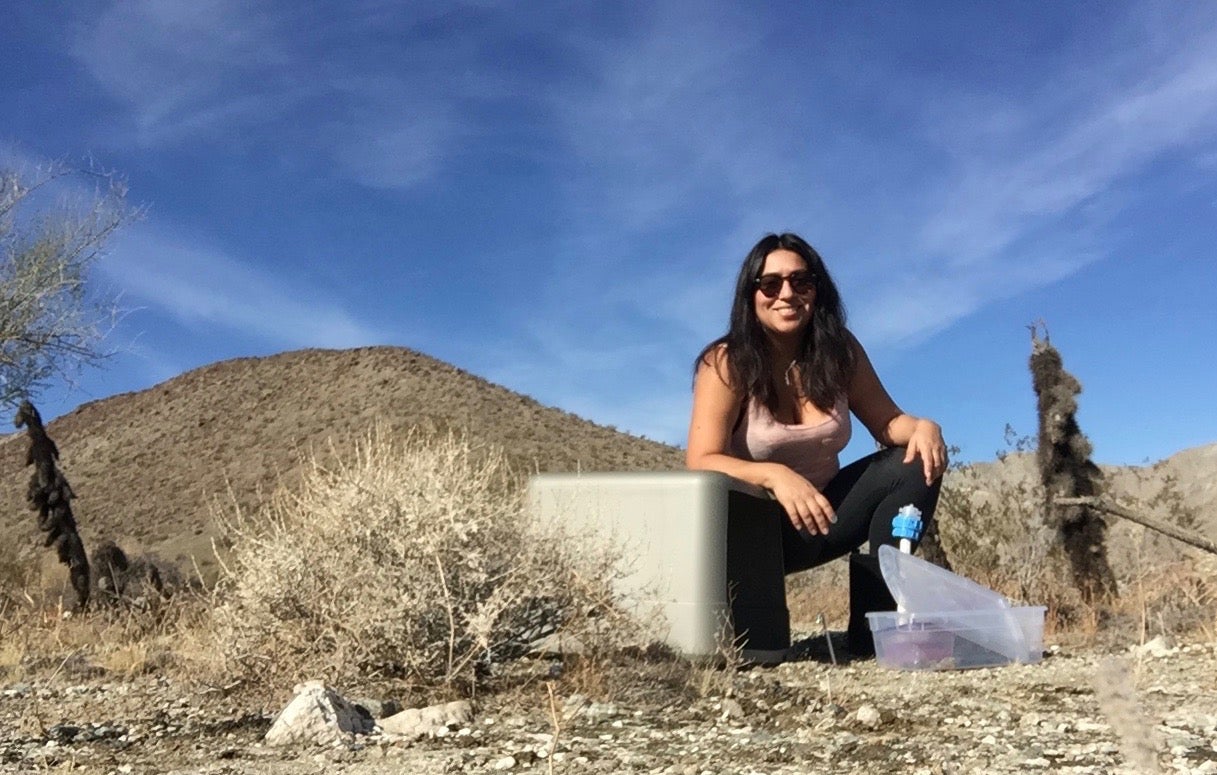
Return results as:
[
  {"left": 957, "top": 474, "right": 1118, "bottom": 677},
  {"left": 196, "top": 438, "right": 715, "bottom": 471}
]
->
[
  {"left": 491, "top": 755, "right": 517, "bottom": 770},
  {"left": 380, "top": 700, "right": 473, "bottom": 739},
  {"left": 1019, "top": 712, "right": 1042, "bottom": 728},
  {"left": 720, "top": 699, "right": 745, "bottom": 720},
  {"left": 265, "top": 681, "right": 374, "bottom": 744},
  {"left": 264, "top": 681, "right": 374, "bottom": 747},
  {"left": 1134, "top": 635, "right": 1179, "bottom": 658},
  {"left": 856, "top": 705, "right": 883, "bottom": 729}
]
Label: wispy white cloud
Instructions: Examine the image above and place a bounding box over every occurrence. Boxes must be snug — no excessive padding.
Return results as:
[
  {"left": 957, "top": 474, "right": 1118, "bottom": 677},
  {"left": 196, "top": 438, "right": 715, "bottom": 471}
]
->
[
  {"left": 99, "top": 225, "right": 387, "bottom": 349},
  {"left": 917, "top": 25, "right": 1217, "bottom": 267},
  {"left": 546, "top": 6, "right": 802, "bottom": 233},
  {"left": 545, "top": 4, "right": 1217, "bottom": 354},
  {"left": 839, "top": 11, "right": 1217, "bottom": 347},
  {"left": 75, "top": 1, "right": 296, "bottom": 141},
  {"left": 71, "top": 0, "right": 500, "bottom": 189}
]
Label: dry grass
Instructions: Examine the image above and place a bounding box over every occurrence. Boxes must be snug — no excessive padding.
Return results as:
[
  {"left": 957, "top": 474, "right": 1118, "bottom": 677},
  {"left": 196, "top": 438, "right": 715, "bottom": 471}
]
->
[
  {"left": 0, "top": 540, "right": 41, "bottom": 610},
  {"left": 0, "top": 583, "right": 208, "bottom": 685}
]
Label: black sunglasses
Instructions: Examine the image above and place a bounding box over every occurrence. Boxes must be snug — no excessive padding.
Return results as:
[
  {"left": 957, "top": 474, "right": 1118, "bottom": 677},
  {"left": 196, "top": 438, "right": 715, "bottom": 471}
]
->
[{"left": 755, "top": 271, "right": 816, "bottom": 298}]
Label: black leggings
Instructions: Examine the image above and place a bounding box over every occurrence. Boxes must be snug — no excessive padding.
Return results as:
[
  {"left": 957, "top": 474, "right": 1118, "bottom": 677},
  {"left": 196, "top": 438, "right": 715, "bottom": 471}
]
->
[{"left": 781, "top": 446, "right": 942, "bottom": 574}]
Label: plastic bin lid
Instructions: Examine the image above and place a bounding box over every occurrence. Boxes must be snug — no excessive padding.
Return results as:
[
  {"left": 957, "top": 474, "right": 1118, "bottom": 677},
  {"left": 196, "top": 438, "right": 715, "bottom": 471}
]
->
[{"left": 878, "top": 545, "right": 1010, "bottom": 612}]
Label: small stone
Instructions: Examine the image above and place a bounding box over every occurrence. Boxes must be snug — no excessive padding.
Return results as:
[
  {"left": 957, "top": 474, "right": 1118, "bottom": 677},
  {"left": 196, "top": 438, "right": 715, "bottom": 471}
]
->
[
  {"left": 856, "top": 705, "right": 883, "bottom": 730},
  {"left": 720, "top": 699, "right": 745, "bottom": 720},
  {"left": 381, "top": 701, "right": 472, "bottom": 739},
  {"left": 491, "top": 755, "right": 517, "bottom": 770},
  {"left": 352, "top": 697, "right": 402, "bottom": 719},
  {"left": 47, "top": 724, "right": 81, "bottom": 742},
  {"left": 1131, "top": 634, "right": 1178, "bottom": 658},
  {"left": 1020, "top": 712, "right": 1042, "bottom": 728}
]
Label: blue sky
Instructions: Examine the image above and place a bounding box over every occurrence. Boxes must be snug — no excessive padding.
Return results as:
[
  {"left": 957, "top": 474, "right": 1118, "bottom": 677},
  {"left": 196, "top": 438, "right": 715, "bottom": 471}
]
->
[{"left": 4, "top": 1, "right": 1216, "bottom": 466}]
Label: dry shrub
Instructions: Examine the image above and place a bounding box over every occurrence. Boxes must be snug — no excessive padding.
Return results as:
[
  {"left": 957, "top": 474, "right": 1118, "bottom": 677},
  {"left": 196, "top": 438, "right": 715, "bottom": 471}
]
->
[
  {"left": 208, "top": 427, "right": 629, "bottom": 695},
  {"left": 937, "top": 466, "right": 1062, "bottom": 602}
]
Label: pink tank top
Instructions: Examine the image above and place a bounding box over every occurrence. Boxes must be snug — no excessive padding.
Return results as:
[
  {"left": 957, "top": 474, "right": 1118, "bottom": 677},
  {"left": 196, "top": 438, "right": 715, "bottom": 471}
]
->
[{"left": 729, "top": 395, "right": 852, "bottom": 490}]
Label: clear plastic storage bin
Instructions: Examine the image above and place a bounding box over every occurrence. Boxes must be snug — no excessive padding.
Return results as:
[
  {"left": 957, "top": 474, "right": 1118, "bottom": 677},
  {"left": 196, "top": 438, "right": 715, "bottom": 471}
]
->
[{"left": 867, "top": 607, "right": 1046, "bottom": 670}]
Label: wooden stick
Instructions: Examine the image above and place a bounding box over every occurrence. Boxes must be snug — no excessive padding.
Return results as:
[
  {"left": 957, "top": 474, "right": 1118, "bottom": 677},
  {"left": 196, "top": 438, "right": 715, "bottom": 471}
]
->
[{"left": 1055, "top": 496, "right": 1217, "bottom": 555}]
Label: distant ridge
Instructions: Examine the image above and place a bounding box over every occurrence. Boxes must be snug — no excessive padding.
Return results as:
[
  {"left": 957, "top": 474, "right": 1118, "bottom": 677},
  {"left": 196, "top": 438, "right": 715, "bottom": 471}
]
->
[{"left": 0, "top": 346, "right": 684, "bottom": 579}]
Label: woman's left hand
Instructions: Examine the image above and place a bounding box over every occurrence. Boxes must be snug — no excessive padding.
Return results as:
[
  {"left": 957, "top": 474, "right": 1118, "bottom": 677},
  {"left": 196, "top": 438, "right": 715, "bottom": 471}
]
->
[{"left": 904, "top": 419, "right": 948, "bottom": 485}]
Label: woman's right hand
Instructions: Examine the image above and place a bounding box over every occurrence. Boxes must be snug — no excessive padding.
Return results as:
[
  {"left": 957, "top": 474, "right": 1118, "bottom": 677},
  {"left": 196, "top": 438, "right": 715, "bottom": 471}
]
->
[{"left": 764, "top": 463, "right": 836, "bottom": 537}]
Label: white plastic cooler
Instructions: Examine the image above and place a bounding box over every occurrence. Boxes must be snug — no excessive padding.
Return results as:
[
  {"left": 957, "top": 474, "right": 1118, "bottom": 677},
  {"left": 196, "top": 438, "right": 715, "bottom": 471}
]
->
[{"left": 528, "top": 471, "right": 791, "bottom": 663}]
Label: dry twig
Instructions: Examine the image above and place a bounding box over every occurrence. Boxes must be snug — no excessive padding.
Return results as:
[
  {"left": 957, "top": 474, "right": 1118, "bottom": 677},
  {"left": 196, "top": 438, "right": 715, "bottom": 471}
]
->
[{"left": 1055, "top": 496, "right": 1217, "bottom": 555}]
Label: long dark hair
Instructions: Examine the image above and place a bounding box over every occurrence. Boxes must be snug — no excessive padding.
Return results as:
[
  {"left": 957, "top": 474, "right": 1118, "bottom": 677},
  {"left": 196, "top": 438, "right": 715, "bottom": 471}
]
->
[{"left": 694, "top": 232, "right": 855, "bottom": 413}]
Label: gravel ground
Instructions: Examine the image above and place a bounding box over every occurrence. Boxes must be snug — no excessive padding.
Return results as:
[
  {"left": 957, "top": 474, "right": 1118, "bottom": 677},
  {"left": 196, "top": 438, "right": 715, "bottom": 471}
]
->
[{"left": 2, "top": 635, "right": 1215, "bottom": 774}]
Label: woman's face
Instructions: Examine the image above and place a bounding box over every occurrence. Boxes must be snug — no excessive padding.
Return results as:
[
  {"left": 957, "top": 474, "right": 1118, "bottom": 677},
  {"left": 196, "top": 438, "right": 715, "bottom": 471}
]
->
[{"left": 753, "top": 249, "right": 815, "bottom": 340}]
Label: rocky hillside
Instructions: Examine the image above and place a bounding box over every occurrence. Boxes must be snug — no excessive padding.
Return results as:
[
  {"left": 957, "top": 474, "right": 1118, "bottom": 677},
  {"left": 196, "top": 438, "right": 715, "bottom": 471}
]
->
[{"left": 0, "top": 346, "right": 683, "bottom": 582}]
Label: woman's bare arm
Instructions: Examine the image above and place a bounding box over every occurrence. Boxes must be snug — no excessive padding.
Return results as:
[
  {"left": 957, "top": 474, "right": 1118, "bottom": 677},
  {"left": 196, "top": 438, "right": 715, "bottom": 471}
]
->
[{"left": 846, "top": 333, "right": 947, "bottom": 483}]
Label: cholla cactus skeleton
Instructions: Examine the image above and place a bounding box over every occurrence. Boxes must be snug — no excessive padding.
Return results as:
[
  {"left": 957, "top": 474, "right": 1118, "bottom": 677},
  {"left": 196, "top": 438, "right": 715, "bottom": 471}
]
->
[
  {"left": 14, "top": 399, "right": 91, "bottom": 609},
  {"left": 1029, "top": 323, "right": 1117, "bottom": 600}
]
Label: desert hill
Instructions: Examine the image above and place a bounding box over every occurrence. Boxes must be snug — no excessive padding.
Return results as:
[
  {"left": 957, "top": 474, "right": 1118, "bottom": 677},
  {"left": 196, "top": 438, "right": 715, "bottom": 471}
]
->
[{"left": 0, "top": 346, "right": 684, "bottom": 582}]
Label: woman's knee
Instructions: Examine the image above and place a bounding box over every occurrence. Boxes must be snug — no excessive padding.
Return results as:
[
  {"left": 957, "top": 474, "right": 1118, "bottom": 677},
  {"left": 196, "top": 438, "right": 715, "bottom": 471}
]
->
[
  {"left": 879, "top": 446, "right": 943, "bottom": 501},
  {"left": 874, "top": 445, "right": 922, "bottom": 477}
]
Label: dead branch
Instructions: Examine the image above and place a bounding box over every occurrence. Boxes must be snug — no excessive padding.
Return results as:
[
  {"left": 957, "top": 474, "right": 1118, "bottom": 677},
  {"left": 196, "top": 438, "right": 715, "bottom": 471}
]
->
[{"left": 1055, "top": 496, "right": 1217, "bottom": 556}]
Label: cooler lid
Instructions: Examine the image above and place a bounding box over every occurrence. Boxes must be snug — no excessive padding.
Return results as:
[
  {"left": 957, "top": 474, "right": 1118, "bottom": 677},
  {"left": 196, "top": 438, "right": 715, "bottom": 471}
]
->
[{"left": 878, "top": 544, "right": 1010, "bottom": 612}]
